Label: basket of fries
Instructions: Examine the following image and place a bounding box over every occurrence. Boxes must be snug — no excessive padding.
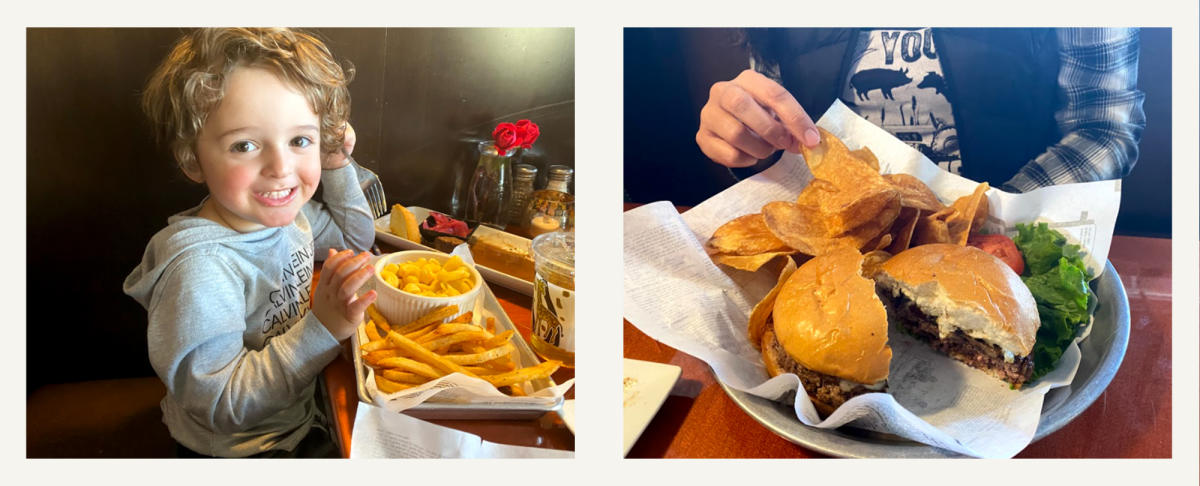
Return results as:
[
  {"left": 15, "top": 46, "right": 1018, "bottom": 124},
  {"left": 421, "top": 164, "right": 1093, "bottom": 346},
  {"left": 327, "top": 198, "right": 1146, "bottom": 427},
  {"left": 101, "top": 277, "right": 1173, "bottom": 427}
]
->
[{"left": 353, "top": 285, "right": 569, "bottom": 420}]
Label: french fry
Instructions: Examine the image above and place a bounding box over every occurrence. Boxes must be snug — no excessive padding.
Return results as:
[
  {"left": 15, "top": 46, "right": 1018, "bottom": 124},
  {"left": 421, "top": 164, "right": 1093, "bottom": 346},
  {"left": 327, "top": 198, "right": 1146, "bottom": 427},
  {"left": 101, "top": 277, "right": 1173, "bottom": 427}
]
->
[
  {"left": 363, "top": 349, "right": 403, "bottom": 366},
  {"left": 480, "top": 360, "right": 562, "bottom": 387},
  {"left": 481, "top": 357, "right": 518, "bottom": 372},
  {"left": 441, "top": 342, "right": 516, "bottom": 365},
  {"left": 360, "top": 338, "right": 392, "bottom": 353},
  {"left": 366, "top": 304, "right": 391, "bottom": 333},
  {"left": 482, "top": 330, "right": 514, "bottom": 348},
  {"left": 406, "top": 325, "right": 439, "bottom": 342},
  {"left": 361, "top": 305, "right": 558, "bottom": 399},
  {"left": 462, "top": 365, "right": 508, "bottom": 375},
  {"left": 374, "top": 374, "right": 414, "bottom": 394},
  {"left": 378, "top": 369, "right": 428, "bottom": 384},
  {"left": 364, "top": 319, "right": 383, "bottom": 342},
  {"left": 422, "top": 330, "right": 490, "bottom": 352},
  {"left": 393, "top": 305, "right": 458, "bottom": 334},
  {"left": 462, "top": 342, "right": 518, "bottom": 372},
  {"left": 376, "top": 356, "right": 442, "bottom": 379},
  {"left": 385, "top": 330, "right": 481, "bottom": 379},
  {"left": 417, "top": 323, "right": 484, "bottom": 343}
]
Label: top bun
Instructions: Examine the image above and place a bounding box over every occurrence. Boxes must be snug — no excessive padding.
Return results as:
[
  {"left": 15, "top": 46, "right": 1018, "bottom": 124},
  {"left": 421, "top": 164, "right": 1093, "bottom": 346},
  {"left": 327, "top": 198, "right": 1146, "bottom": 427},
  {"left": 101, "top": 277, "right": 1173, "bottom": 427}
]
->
[
  {"left": 875, "top": 243, "right": 1039, "bottom": 356},
  {"left": 772, "top": 246, "right": 892, "bottom": 384}
]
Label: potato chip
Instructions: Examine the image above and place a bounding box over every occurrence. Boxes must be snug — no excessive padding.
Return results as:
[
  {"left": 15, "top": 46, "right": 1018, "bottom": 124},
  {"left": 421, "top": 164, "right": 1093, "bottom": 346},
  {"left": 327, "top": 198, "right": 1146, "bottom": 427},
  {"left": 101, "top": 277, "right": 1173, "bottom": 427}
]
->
[
  {"left": 798, "top": 127, "right": 851, "bottom": 173},
  {"left": 912, "top": 212, "right": 952, "bottom": 246},
  {"left": 865, "top": 233, "right": 893, "bottom": 253},
  {"left": 706, "top": 213, "right": 792, "bottom": 256},
  {"left": 860, "top": 250, "right": 892, "bottom": 279},
  {"left": 882, "top": 173, "right": 945, "bottom": 212},
  {"left": 747, "top": 256, "right": 799, "bottom": 349},
  {"left": 946, "top": 182, "right": 990, "bottom": 245},
  {"left": 712, "top": 251, "right": 793, "bottom": 272},
  {"left": 885, "top": 207, "right": 921, "bottom": 254},
  {"left": 762, "top": 200, "right": 835, "bottom": 256},
  {"left": 810, "top": 145, "right": 881, "bottom": 189},
  {"left": 951, "top": 182, "right": 991, "bottom": 231},
  {"left": 972, "top": 193, "right": 990, "bottom": 230},
  {"left": 825, "top": 185, "right": 901, "bottom": 236},
  {"left": 797, "top": 172, "right": 900, "bottom": 236},
  {"left": 850, "top": 147, "right": 880, "bottom": 172},
  {"left": 763, "top": 198, "right": 897, "bottom": 256}
]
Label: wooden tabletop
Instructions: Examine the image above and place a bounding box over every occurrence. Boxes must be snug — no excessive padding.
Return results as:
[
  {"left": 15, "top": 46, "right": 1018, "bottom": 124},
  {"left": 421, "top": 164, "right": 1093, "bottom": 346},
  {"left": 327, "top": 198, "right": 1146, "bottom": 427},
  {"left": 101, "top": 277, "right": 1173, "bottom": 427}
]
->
[
  {"left": 623, "top": 203, "right": 1171, "bottom": 457},
  {"left": 319, "top": 246, "right": 575, "bottom": 458}
]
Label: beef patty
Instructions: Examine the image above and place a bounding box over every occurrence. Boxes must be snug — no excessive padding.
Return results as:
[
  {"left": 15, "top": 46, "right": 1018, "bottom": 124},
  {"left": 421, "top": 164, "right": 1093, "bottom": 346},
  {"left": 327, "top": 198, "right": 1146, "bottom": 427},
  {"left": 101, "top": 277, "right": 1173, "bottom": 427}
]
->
[
  {"left": 884, "top": 289, "right": 1033, "bottom": 387},
  {"left": 764, "top": 328, "right": 885, "bottom": 413}
]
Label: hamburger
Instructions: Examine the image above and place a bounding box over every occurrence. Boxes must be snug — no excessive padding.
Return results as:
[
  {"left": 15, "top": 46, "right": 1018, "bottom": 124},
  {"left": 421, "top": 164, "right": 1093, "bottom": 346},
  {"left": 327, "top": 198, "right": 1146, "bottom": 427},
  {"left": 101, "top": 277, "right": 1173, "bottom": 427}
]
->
[
  {"left": 762, "top": 246, "right": 892, "bottom": 415},
  {"left": 874, "top": 244, "right": 1039, "bottom": 388}
]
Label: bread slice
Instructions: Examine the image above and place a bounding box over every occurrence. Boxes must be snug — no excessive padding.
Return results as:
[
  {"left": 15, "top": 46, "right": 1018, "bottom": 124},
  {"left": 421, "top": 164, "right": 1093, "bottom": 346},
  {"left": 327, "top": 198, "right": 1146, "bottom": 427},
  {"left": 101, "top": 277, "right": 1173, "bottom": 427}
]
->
[
  {"left": 875, "top": 244, "right": 1039, "bottom": 386},
  {"left": 388, "top": 204, "right": 421, "bottom": 243}
]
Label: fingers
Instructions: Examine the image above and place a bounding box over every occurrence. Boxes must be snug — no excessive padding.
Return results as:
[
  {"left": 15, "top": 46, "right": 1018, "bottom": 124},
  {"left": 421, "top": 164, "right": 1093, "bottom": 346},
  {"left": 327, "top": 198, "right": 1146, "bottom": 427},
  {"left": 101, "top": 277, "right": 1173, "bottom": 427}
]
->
[
  {"left": 328, "top": 251, "right": 372, "bottom": 283},
  {"left": 324, "top": 249, "right": 354, "bottom": 273},
  {"left": 712, "top": 77, "right": 795, "bottom": 152},
  {"left": 342, "top": 123, "right": 356, "bottom": 157},
  {"left": 731, "top": 69, "right": 820, "bottom": 149},
  {"left": 696, "top": 129, "right": 758, "bottom": 168},
  {"left": 700, "top": 102, "right": 778, "bottom": 160},
  {"left": 346, "top": 290, "right": 378, "bottom": 320},
  {"left": 337, "top": 263, "right": 374, "bottom": 302}
]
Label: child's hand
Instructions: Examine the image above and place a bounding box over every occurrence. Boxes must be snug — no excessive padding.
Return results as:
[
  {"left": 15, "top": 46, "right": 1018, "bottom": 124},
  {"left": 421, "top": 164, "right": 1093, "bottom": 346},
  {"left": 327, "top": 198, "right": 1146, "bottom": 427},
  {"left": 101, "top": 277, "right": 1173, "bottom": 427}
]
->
[
  {"left": 311, "top": 248, "right": 377, "bottom": 341},
  {"left": 322, "top": 123, "right": 357, "bottom": 170}
]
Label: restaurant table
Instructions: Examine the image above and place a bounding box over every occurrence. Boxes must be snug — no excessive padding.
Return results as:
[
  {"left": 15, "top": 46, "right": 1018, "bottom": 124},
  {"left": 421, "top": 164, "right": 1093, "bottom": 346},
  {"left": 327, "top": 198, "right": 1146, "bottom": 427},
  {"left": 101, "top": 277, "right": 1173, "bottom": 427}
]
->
[
  {"left": 319, "top": 243, "right": 575, "bottom": 458},
  {"left": 623, "top": 203, "right": 1171, "bottom": 458}
]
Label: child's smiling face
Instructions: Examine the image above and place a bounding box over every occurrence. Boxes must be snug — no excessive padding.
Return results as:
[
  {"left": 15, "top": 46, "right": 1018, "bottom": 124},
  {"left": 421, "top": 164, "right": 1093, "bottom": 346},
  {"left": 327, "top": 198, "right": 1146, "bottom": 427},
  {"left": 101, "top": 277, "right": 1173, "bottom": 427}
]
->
[{"left": 189, "top": 66, "right": 322, "bottom": 232}]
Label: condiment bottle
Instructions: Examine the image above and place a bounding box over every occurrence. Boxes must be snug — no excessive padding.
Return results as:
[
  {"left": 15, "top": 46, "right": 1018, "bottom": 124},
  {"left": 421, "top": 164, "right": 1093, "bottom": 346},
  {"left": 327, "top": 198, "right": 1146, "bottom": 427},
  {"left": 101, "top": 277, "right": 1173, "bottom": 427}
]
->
[
  {"left": 544, "top": 165, "right": 573, "bottom": 194},
  {"left": 525, "top": 165, "right": 574, "bottom": 237},
  {"left": 505, "top": 164, "right": 538, "bottom": 227}
]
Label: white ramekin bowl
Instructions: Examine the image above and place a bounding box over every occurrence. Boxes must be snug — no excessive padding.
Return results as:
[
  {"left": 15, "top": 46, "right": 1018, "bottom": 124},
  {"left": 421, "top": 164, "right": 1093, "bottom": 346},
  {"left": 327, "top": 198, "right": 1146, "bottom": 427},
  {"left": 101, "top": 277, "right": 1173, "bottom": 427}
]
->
[{"left": 372, "top": 250, "right": 483, "bottom": 328}]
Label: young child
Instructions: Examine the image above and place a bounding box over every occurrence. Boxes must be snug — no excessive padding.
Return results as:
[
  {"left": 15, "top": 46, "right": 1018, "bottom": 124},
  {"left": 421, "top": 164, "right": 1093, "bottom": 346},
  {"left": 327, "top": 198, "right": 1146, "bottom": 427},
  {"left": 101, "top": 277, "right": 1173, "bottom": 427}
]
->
[{"left": 123, "top": 28, "right": 378, "bottom": 458}]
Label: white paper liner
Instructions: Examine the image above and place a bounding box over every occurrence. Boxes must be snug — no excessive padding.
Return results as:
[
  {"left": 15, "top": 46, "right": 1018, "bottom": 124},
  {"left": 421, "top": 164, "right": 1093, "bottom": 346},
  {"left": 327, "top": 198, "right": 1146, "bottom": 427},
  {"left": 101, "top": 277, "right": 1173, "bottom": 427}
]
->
[
  {"left": 361, "top": 245, "right": 575, "bottom": 413},
  {"left": 622, "top": 100, "right": 1117, "bottom": 458}
]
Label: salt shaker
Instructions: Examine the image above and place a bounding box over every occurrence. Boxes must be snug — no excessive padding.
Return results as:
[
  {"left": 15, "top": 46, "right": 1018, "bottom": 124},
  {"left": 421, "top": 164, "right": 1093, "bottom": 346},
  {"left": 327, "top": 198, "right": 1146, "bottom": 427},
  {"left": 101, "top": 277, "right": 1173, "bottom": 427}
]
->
[{"left": 505, "top": 164, "right": 538, "bottom": 227}]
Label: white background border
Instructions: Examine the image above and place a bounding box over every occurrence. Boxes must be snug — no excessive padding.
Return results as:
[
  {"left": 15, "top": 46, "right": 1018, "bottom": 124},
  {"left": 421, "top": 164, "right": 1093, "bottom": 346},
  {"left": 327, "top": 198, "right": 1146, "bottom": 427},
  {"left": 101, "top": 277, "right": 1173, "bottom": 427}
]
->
[{"left": 5, "top": 0, "right": 1196, "bottom": 484}]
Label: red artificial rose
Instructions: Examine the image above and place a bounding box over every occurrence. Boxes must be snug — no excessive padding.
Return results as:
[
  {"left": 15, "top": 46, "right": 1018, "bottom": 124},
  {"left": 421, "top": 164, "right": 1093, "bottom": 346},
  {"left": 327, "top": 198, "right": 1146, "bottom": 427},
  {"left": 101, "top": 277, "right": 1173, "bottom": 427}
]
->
[
  {"left": 492, "top": 122, "right": 519, "bottom": 155},
  {"left": 514, "top": 119, "right": 540, "bottom": 149}
]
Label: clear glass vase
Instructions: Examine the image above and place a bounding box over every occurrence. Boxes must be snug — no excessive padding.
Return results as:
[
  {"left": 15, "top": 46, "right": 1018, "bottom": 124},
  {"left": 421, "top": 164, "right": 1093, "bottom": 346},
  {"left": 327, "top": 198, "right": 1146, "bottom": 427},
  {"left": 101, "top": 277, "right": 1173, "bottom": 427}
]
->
[{"left": 465, "top": 140, "right": 516, "bottom": 228}]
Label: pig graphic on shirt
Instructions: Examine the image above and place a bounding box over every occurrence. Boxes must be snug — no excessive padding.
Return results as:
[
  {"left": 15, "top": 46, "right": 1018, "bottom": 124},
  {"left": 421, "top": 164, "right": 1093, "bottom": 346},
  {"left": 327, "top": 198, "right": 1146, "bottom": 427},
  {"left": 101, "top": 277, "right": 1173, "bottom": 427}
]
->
[
  {"left": 850, "top": 67, "right": 912, "bottom": 101},
  {"left": 917, "top": 71, "right": 945, "bottom": 95}
]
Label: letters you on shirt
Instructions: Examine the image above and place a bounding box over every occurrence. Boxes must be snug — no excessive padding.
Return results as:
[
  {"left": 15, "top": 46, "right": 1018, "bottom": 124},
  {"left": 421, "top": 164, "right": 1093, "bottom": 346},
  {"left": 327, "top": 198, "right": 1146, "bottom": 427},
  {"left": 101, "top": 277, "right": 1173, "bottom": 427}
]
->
[{"left": 263, "top": 246, "right": 314, "bottom": 341}]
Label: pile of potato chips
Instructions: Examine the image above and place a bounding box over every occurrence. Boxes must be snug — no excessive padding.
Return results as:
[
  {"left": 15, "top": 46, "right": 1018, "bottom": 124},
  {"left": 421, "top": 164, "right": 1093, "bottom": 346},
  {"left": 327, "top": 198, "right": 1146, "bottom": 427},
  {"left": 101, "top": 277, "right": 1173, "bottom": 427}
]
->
[{"left": 706, "top": 128, "right": 991, "bottom": 272}]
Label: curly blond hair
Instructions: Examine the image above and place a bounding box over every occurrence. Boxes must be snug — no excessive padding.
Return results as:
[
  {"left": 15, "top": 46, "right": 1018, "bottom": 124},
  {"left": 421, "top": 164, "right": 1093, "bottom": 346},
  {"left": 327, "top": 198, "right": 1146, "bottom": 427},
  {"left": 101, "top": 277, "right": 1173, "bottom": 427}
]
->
[{"left": 142, "top": 28, "right": 354, "bottom": 174}]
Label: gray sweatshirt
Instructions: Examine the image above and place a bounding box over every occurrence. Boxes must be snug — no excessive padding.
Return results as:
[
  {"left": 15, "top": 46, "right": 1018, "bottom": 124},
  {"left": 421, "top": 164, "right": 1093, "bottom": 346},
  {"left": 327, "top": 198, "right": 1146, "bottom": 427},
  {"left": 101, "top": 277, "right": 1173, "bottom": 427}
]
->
[{"left": 123, "top": 165, "right": 374, "bottom": 457}]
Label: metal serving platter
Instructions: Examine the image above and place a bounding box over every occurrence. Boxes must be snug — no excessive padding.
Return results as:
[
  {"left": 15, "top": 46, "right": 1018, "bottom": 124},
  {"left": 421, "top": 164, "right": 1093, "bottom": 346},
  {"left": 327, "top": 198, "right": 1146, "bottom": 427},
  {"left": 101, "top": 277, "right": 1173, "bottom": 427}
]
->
[
  {"left": 352, "top": 272, "right": 562, "bottom": 420},
  {"left": 720, "top": 261, "right": 1130, "bottom": 458}
]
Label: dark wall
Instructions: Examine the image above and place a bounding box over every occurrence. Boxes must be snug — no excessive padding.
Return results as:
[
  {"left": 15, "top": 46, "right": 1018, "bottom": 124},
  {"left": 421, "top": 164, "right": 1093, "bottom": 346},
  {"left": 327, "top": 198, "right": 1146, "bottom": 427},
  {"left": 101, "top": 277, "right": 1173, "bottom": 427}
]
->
[
  {"left": 1117, "top": 28, "right": 1171, "bottom": 237},
  {"left": 623, "top": 28, "right": 1172, "bottom": 238},
  {"left": 25, "top": 28, "right": 574, "bottom": 393}
]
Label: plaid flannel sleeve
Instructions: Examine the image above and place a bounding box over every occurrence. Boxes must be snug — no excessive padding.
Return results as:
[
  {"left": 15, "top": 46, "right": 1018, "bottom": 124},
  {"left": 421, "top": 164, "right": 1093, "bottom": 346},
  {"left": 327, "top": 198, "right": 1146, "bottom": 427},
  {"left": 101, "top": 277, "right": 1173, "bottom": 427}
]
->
[{"left": 1003, "top": 28, "right": 1147, "bottom": 192}]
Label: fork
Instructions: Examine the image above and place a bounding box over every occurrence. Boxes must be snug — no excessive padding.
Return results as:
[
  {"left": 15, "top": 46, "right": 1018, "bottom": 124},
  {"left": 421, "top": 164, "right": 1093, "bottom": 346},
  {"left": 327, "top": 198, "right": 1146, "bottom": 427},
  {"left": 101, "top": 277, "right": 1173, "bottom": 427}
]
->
[
  {"left": 347, "top": 154, "right": 386, "bottom": 255},
  {"left": 348, "top": 153, "right": 387, "bottom": 220}
]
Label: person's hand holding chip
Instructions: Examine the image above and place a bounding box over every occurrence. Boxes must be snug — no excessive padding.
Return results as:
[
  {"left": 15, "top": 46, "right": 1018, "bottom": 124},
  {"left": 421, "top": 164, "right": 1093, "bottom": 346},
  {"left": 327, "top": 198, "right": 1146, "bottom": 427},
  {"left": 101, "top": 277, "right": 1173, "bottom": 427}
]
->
[{"left": 697, "top": 69, "right": 821, "bottom": 167}]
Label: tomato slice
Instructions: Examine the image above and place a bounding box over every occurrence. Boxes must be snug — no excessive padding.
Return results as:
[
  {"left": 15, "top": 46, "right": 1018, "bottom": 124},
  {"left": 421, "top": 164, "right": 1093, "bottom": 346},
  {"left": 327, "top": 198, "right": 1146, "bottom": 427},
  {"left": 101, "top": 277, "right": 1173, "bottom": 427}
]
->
[{"left": 967, "top": 233, "right": 1025, "bottom": 275}]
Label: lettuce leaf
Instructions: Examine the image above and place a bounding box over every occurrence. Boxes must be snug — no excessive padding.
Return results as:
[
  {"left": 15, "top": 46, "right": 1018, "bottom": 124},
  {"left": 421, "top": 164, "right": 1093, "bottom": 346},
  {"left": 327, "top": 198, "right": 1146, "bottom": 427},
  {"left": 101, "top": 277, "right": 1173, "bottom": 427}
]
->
[{"left": 1013, "top": 223, "right": 1095, "bottom": 380}]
